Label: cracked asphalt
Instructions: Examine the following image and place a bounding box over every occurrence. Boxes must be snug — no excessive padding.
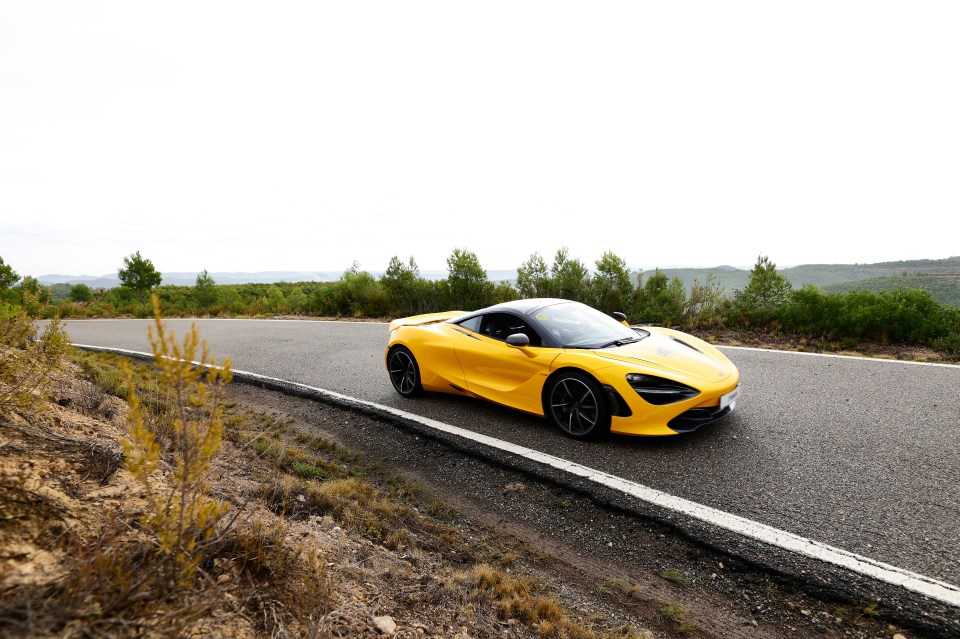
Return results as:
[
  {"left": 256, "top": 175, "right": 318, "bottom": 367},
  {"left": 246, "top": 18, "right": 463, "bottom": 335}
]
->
[{"left": 59, "top": 318, "right": 960, "bottom": 588}]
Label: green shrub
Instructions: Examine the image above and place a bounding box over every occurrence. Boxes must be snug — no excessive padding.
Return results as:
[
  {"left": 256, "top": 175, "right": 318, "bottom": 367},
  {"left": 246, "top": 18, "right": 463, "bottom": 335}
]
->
[{"left": 0, "top": 297, "right": 68, "bottom": 416}]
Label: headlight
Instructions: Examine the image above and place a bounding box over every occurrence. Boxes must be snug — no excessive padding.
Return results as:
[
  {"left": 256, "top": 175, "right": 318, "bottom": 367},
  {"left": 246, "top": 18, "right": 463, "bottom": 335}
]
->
[{"left": 626, "top": 373, "right": 700, "bottom": 405}]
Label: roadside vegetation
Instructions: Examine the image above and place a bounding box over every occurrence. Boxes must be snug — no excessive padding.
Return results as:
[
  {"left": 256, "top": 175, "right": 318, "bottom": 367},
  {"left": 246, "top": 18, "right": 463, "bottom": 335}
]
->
[{"left": 5, "top": 248, "right": 960, "bottom": 358}]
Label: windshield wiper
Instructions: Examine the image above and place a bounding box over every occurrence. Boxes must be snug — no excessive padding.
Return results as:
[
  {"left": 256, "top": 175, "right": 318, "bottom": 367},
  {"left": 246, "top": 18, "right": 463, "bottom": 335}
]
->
[{"left": 596, "top": 337, "right": 642, "bottom": 349}]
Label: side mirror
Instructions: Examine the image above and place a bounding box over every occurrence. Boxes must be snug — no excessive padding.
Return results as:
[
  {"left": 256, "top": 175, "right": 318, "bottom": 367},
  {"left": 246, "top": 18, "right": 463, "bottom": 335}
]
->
[
  {"left": 612, "top": 312, "right": 629, "bottom": 326},
  {"left": 506, "top": 333, "right": 530, "bottom": 348}
]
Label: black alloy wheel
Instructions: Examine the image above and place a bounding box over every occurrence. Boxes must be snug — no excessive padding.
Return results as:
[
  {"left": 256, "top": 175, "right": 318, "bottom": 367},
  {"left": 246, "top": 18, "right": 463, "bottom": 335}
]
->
[
  {"left": 546, "top": 371, "right": 611, "bottom": 439},
  {"left": 388, "top": 346, "right": 423, "bottom": 397}
]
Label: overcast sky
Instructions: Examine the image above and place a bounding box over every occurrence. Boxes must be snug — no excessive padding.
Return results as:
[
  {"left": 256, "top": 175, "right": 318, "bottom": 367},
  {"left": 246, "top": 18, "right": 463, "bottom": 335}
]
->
[{"left": 2, "top": 1, "right": 958, "bottom": 278}]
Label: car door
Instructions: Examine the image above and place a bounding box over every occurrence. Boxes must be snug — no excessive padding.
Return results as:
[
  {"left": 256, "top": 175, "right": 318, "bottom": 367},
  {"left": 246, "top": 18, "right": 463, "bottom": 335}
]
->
[{"left": 454, "top": 312, "right": 559, "bottom": 415}]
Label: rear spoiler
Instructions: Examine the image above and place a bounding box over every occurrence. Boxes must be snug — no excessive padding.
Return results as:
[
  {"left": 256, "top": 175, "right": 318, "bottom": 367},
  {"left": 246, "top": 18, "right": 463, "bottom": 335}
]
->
[{"left": 389, "top": 311, "right": 467, "bottom": 332}]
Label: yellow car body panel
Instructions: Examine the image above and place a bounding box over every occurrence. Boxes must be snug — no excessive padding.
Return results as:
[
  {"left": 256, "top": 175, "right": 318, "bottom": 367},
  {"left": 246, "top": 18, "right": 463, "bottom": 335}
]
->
[
  {"left": 388, "top": 311, "right": 468, "bottom": 332},
  {"left": 454, "top": 333, "right": 560, "bottom": 415},
  {"left": 386, "top": 299, "right": 740, "bottom": 437}
]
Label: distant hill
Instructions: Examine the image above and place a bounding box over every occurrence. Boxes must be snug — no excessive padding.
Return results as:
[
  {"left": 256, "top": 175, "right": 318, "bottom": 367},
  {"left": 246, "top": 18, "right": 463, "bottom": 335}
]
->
[
  {"left": 37, "top": 268, "right": 523, "bottom": 288},
  {"left": 660, "top": 256, "right": 960, "bottom": 296},
  {"left": 825, "top": 273, "right": 960, "bottom": 306},
  {"left": 37, "top": 271, "right": 344, "bottom": 288}
]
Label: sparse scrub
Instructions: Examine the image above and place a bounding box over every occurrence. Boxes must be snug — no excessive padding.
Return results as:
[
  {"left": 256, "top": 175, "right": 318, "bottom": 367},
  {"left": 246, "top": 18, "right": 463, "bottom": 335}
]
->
[
  {"left": 660, "top": 602, "right": 696, "bottom": 633},
  {"left": 0, "top": 293, "right": 68, "bottom": 416},
  {"left": 121, "top": 295, "right": 233, "bottom": 584},
  {"left": 454, "top": 563, "right": 596, "bottom": 638},
  {"left": 599, "top": 577, "right": 641, "bottom": 598},
  {"left": 834, "top": 601, "right": 882, "bottom": 627},
  {"left": 660, "top": 568, "right": 689, "bottom": 586}
]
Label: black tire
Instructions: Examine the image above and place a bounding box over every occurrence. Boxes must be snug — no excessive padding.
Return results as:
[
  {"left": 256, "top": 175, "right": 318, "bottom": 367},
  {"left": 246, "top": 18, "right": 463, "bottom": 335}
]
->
[
  {"left": 388, "top": 346, "right": 424, "bottom": 397},
  {"left": 545, "top": 370, "right": 611, "bottom": 439}
]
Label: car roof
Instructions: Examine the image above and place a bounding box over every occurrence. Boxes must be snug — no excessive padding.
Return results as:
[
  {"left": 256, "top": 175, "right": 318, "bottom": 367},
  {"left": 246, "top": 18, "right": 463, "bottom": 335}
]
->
[{"left": 482, "top": 298, "right": 574, "bottom": 316}]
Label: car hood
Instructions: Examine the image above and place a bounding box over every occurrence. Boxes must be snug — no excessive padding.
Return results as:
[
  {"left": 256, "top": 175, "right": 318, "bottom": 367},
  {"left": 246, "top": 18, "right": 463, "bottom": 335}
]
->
[{"left": 591, "top": 331, "right": 735, "bottom": 383}]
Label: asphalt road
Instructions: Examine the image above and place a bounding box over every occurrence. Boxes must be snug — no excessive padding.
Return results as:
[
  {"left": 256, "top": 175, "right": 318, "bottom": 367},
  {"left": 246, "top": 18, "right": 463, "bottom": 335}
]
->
[{"left": 59, "top": 318, "right": 960, "bottom": 587}]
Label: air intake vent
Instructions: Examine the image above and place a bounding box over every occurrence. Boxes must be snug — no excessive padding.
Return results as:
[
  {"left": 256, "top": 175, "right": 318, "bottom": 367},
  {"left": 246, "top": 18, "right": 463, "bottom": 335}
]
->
[{"left": 672, "top": 337, "right": 702, "bottom": 353}]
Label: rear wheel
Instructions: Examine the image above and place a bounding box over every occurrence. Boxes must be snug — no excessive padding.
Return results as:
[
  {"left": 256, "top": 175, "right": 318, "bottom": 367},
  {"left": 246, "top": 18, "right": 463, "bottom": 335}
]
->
[
  {"left": 545, "top": 371, "right": 610, "bottom": 439},
  {"left": 388, "top": 346, "right": 423, "bottom": 397}
]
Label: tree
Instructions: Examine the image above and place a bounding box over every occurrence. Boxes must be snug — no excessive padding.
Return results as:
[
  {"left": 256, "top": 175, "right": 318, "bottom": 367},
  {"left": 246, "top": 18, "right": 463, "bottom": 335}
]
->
[
  {"left": 193, "top": 269, "right": 218, "bottom": 310},
  {"left": 118, "top": 251, "right": 162, "bottom": 302},
  {"left": 286, "top": 286, "right": 309, "bottom": 314},
  {"left": 331, "top": 262, "right": 383, "bottom": 316},
  {"left": 382, "top": 256, "right": 422, "bottom": 315},
  {"left": 684, "top": 274, "right": 725, "bottom": 328},
  {"left": 636, "top": 269, "right": 686, "bottom": 325},
  {"left": 446, "top": 248, "right": 488, "bottom": 310},
  {"left": 0, "top": 256, "right": 19, "bottom": 290},
  {"left": 69, "top": 283, "right": 94, "bottom": 303},
  {"left": 732, "top": 255, "right": 792, "bottom": 325},
  {"left": 18, "top": 276, "right": 50, "bottom": 314},
  {"left": 591, "top": 251, "right": 634, "bottom": 314},
  {"left": 516, "top": 252, "right": 552, "bottom": 298},
  {"left": 551, "top": 247, "right": 590, "bottom": 302}
]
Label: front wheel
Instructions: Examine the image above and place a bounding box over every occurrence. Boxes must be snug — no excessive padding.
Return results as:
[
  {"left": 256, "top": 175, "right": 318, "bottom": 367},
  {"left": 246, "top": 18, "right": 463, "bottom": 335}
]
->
[
  {"left": 545, "top": 371, "right": 610, "bottom": 439},
  {"left": 388, "top": 346, "right": 423, "bottom": 397}
]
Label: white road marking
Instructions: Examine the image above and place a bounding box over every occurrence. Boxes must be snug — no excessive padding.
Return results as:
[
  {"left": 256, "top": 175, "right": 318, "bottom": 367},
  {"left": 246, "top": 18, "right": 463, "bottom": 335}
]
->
[
  {"left": 719, "top": 344, "right": 960, "bottom": 368},
  {"left": 73, "top": 342, "right": 960, "bottom": 608}
]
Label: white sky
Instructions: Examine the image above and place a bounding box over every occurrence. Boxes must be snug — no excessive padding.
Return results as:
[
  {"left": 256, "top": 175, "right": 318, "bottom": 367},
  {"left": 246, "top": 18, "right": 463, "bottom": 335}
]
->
[{"left": 2, "top": 1, "right": 958, "bottom": 277}]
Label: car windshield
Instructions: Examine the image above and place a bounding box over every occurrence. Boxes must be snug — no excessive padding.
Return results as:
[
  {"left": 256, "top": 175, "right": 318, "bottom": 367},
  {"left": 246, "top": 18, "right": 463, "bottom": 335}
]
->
[{"left": 529, "top": 302, "right": 648, "bottom": 349}]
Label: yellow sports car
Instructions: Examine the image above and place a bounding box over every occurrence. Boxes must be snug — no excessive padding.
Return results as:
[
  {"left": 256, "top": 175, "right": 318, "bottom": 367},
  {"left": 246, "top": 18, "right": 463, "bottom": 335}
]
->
[{"left": 385, "top": 298, "right": 739, "bottom": 438}]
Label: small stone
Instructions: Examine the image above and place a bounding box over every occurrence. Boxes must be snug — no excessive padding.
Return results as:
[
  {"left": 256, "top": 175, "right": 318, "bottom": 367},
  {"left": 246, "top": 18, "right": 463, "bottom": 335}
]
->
[
  {"left": 710, "top": 573, "right": 717, "bottom": 579},
  {"left": 892, "top": 635, "right": 907, "bottom": 639},
  {"left": 607, "top": 541, "right": 613, "bottom": 547},
  {"left": 297, "top": 494, "right": 306, "bottom": 502},
  {"left": 374, "top": 615, "right": 396, "bottom": 635},
  {"left": 718, "top": 562, "right": 724, "bottom": 569},
  {"left": 800, "top": 609, "right": 811, "bottom": 616},
  {"left": 504, "top": 482, "right": 526, "bottom": 493},
  {"left": 217, "top": 573, "right": 231, "bottom": 585}
]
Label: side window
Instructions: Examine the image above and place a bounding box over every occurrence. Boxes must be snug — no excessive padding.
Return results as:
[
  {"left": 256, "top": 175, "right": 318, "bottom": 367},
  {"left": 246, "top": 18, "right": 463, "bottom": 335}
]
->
[
  {"left": 457, "top": 316, "right": 481, "bottom": 332},
  {"left": 478, "top": 313, "right": 542, "bottom": 347}
]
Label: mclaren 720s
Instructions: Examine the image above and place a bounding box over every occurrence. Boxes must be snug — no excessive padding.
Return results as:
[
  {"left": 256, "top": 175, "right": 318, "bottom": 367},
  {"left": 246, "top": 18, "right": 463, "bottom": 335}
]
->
[{"left": 385, "top": 298, "right": 739, "bottom": 439}]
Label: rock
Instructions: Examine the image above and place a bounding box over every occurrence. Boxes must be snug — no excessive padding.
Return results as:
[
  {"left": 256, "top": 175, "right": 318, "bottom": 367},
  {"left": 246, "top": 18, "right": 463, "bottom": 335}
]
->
[
  {"left": 374, "top": 615, "right": 397, "bottom": 635},
  {"left": 217, "top": 573, "right": 231, "bottom": 585},
  {"left": 892, "top": 635, "right": 907, "bottom": 639}
]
